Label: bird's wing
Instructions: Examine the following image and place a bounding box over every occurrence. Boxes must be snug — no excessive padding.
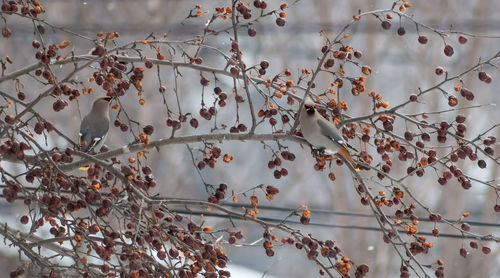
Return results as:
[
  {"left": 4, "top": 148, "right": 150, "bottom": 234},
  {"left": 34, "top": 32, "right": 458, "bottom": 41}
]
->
[
  {"left": 79, "top": 115, "right": 109, "bottom": 152},
  {"left": 316, "top": 117, "right": 357, "bottom": 152}
]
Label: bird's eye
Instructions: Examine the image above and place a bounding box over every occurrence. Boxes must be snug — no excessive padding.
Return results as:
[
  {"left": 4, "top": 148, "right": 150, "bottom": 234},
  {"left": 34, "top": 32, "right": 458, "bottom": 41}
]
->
[{"left": 305, "top": 105, "right": 315, "bottom": 115}]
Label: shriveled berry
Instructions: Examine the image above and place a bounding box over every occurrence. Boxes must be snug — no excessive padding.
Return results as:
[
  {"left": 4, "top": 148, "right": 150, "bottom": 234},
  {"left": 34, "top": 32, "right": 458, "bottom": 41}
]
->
[{"left": 448, "top": 96, "right": 458, "bottom": 106}]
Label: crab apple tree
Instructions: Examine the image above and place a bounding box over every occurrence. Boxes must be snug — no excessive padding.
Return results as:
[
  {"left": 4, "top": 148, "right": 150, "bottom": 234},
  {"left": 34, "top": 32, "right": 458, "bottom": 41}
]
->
[{"left": 0, "top": 1, "right": 499, "bottom": 278}]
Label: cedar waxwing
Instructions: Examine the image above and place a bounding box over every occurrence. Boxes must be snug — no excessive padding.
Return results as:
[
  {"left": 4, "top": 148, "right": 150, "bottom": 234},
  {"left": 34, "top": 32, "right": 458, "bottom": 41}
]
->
[
  {"left": 79, "top": 96, "right": 112, "bottom": 154},
  {"left": 299, "top": 97, "right": 360, "bottom": 171}
]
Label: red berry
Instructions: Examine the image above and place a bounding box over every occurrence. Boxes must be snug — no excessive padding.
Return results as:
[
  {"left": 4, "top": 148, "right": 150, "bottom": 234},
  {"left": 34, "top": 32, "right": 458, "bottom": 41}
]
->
[
  {"left": 494, "top": 205, "right": 500, "bottom": 212},
  {"left": 478, "top": 71, "right": 487, "bottom": 81},
  {"left": 381, "top": 21, "right": 391, "bottom": 30},
  {"left": 248, "top": 28, "right": 256, "bottom": 37},
  {"left": 459, "top": 248, "right": 467, "bottom": 258},
  {"left": 418, "top": 36, "right": 428, "bottom": 44},
  {"left": 444, "top": 44, "right": 454, "bottom": 57},
  {"left": 276, "top": 18, "right": 285, "bottom": 27},
  {"left": 230, "top": 67, "right": 239, "bottom": 75},
  {"left": 260, "top": 60, "right": 269, "bottom": 69},
  {"left": 20, "top": 215, "right": 29, "bottom": 224},
  {"left": 397, "top": 27, "right": 406, "bottom": 36}
]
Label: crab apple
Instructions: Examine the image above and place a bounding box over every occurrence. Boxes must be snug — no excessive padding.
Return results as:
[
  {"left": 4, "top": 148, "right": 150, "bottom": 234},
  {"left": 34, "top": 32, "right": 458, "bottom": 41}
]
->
[
  {"left": 248, "top": 28, "right": 256, "bottom": 37},
  {"left": 397, "top": 27, "right": 406, "bottom": 36},
  {"left": 478, "top": 71, "right": 487, "bottom": 81},
  {"left": 381, "top": 21, "right": 391, "bottom": 30},
  {"left": 458, "top": 36, "right": 468, "bottom": 44},
  {"left": 418, "top": 36, "right": 428, "bottom": 44},
  {"left": 444, "top": 44, "right": 454, "bottom": 56},
  {"left": 276, "top": 18, "right": 285, "bottom": 27}
]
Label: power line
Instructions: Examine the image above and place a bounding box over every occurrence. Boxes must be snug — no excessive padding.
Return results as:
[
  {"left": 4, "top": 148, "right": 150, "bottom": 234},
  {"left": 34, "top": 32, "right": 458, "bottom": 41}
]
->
[
  {"left": 2, "top": 192, "right": 499, "bottom": 240},
  {"left": 220, "top": 202, "right": 500, "bottom": 228},
  {"left": 7, "top": 21, "right": 500, "bottom": 37},
  {"left": 159, "top": 198, "right": 500, "bottom": 229},
  {"left": 171, "top": 209, "right": 496, "bottom": 241}
]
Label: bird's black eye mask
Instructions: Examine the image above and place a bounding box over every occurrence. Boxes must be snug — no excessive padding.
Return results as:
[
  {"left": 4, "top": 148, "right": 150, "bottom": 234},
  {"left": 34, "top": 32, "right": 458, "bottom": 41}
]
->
[{"left": 305, "top": 105, "right": 315, "bottom": 115}]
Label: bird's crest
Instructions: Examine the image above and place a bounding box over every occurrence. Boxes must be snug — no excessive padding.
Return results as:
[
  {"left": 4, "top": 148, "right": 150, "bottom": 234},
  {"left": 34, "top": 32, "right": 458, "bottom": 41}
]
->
[{"left": 304, "top": 96, "right": 315, "bottom": 108}]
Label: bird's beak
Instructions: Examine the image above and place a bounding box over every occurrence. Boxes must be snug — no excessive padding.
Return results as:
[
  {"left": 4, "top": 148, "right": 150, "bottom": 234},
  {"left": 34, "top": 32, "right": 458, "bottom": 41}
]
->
[{"left": 103, "top": 96, "right": 113, "bottom": 102}]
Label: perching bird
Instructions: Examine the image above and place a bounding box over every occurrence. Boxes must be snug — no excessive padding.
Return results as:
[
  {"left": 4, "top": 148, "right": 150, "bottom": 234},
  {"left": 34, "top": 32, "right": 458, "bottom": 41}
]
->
[
  {"left": 79, "top": 96, "right": 112, "bottom": 155},
  {"left": 299, "top": 97, "right": 359, "bottom": 171}
]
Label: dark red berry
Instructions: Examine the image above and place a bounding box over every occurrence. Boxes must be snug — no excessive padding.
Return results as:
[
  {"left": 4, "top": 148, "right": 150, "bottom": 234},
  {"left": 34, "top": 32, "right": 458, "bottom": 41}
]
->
[
  {"left": 276, "top": 18, "right": 285, "bottom": 27},
  {"left": 397, "top": 27, "right": 406, "bottom": 36},
  {"left": 444, "top": 44, "right": 454, "bottom": 57},
  {"left": 458, "top": 36, "right": 468, "bottom": 44},
  {"left": 381, "top": 21, "right": 391, "bottom": 30},
  {"left": 418, "top": 36, "right": 428, "bottom": 44}
]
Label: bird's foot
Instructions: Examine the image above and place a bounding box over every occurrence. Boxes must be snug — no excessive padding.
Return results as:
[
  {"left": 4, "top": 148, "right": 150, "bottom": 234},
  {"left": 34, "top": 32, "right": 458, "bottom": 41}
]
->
[{"left": 310, "top": 147, "right": 326, "bottom": 158}]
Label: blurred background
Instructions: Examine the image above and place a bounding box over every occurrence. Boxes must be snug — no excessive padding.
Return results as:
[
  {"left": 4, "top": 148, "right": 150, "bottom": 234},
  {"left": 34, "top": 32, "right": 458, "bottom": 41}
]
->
[{"left": 0, "top": 0, "right": 499, "bottom": 277}]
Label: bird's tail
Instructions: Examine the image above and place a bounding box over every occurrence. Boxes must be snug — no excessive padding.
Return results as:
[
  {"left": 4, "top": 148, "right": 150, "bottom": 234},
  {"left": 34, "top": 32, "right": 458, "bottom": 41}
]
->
[
  {"left": 78, "top": 166, "right": 90, "bottom": 171},
  {"left": 337, "top": 148, "right": 360, "bottom": 172}
]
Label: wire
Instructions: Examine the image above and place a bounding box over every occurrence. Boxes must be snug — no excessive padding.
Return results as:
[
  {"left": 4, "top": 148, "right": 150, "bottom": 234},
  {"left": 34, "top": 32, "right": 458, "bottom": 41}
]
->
[
  {"left": 222, "top": 202, "right": 500, "bottom": 228},
  {"left": 159, "top": 197, "right": 500, "bottom": 228},
  {"left": 171, "top": 209, "right": 496, "bottom": 241},
  {"left": 2, "top": 193, "right": 499, "bottom": 240}
]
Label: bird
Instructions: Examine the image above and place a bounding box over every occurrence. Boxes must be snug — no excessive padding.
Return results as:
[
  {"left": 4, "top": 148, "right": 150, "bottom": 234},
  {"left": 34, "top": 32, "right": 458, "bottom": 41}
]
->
[
  {"left": 78, "top": 96, "right": 112, "bottom": 169},
  {"left": 299, "top": 96, "right": 360, "bottom": 171}
]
